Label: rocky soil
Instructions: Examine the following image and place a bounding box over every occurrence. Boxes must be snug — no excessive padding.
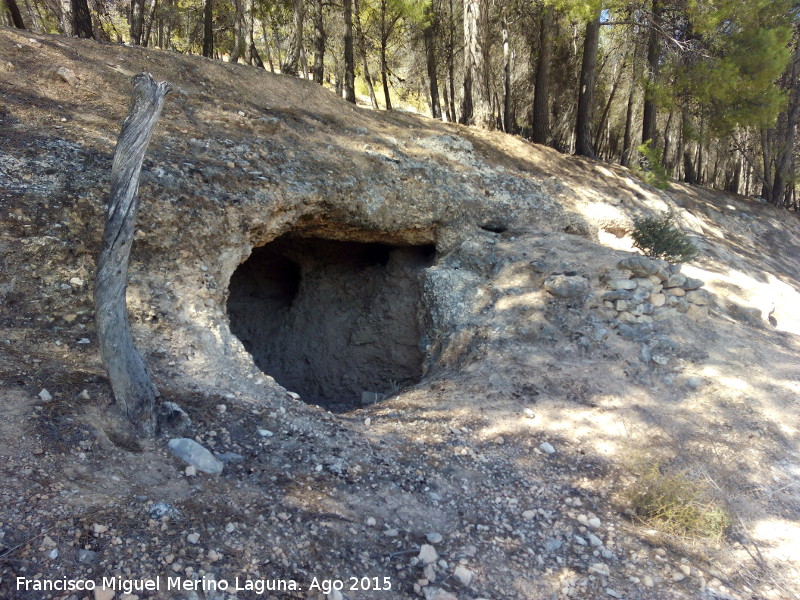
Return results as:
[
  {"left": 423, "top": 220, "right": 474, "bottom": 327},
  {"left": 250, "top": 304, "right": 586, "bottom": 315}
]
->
[{"left": 1, "top": 28, "right": 800, "bottom": 600}]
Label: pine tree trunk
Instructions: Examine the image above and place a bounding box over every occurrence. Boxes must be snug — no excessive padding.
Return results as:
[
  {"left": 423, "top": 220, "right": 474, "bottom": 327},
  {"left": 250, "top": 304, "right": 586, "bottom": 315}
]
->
[
  {"left": 202, "top": 0, "right": 213, "bottom": 57},
  {"left": 353, "top": 0, "right": 378, "bottom": 108},
  {"left": 530, "top": 5, "right": 553, "bottom": 144},
  {"left": 642, "top": 0, "right": 661, "bottom": 146},
  {"left": 282, "top": 0, "right": 304, "bottom": 75},
  {"left": 770, "top": 35, "right": 800, "bottom": 207},
  {"left": 575, "top": 12, "right": 600, "bottom": 158},
  {"left": 96, "top": 74, "right": 170, "bottom": 437},
  {"left": 71, "top": 0, "right": 93, "bottom": 38},
  {"left": 447, "top": 0, "right": 456, "bottom": 119},
  {"left": 460, "top": 0, "right": 491, "bottom": 128},
  {"left": 58, "top": 0, "right": 72, "bottom": 35},
  {"left": 501, "top": 12, "right": 511, "bottom": 132},
  {"left": 343, "top": 0, "right": 356, "bottom": 102},
  {"left": 312, "top": 0, "right": 325, "bottom": 83},
  {"left": 130, "top": 0, "right": 145, "bottom": 44},
  {"left": 424, "top": 2, "right": 442, "bottom": 120},
  {"left": 5, "top": 0, "right": 26, "bottom": 28}
]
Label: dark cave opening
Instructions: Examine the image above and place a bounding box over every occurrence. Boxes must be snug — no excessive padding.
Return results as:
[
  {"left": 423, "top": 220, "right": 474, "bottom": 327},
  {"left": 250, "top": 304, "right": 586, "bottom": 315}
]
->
[{"left": 227, "top": 235, "right": 435, "bottom": 412}]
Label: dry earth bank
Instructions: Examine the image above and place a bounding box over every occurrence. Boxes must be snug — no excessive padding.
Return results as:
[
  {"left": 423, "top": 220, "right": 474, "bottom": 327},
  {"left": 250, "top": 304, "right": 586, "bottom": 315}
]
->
[{"left": 1, "top": 28, "right": 799, "bottom": 600}]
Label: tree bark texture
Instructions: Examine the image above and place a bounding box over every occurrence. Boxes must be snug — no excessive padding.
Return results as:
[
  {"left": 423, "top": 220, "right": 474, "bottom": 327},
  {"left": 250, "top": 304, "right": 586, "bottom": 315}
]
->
[
  {"left": 423, "top": 2, "right": 441, "bottom": 120},
  {"left": 530, "top": 5, "right": 553, "bottom": 144},
  {"left": 575, "top": 12, "right": 600, "bottom": 158},
  {"left": 202, "top": 0, "right": 213, "bottom": 57},
  {"left": 312, "top": 0, "right": 325, "bottom": 83},
  {"left": 71, "top": 0, "right": 93, "bottom": 38},
  {"left": 343, "top": 0, "right": 356, "bottom": 101},
  {"left": 95, "top": 73, "right": 170, "bottom": 437},
  {"left": 460, "top": 0, "right": 492, "bottom": 128},
  {"left": 641, "top": 0, "right": 661, "bottom": 146},
  {"left": 5, "top": 0, "right": 26, "bottom": 29},
  {"left": 501, "top": 12, "right": 511, "bottom": 132},
  {"left": 282, "top": 0, "right": 304, "bottom": 75},
  {"left": 130, "top": 0, "right": 145, "bottom": 44}
]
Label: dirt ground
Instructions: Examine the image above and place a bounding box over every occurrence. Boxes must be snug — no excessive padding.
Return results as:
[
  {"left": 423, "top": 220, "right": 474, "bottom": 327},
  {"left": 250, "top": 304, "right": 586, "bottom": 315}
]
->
[{"left": 1, "top": 27, "right": 800, "bottom": 600}]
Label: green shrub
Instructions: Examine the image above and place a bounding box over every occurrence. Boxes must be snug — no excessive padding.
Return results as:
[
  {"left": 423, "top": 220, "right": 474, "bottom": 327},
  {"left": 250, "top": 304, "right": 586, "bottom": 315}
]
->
[
  {"left": 626, "top": 462, "right": 730, "bottom": 540},
  {"left": 633, "top": 140, "right": 670, "bottom": 190},
  {"left": 632, "top": 213, "right": 699, "bottom": 263}
]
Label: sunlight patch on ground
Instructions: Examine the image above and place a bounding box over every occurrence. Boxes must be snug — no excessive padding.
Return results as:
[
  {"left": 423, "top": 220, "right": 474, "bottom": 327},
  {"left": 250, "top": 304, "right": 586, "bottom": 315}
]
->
[{"left": 683, "top": 263, "right": 800, "bottom": 335}]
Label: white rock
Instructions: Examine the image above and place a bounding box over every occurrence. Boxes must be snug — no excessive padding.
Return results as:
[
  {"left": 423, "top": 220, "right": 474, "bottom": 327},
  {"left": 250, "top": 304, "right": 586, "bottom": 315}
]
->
[
  {"left": 642, "top": 575, "right": 654, "bottom": 587},
  {"left": 78, "top": 389, "right": 90, "bottom": 400},
  {"left": 225, "top": 522, "right": 235, "bottom": 533},
  {"left": 423, "top": 563, "right": 436, "bottom": 582},
  {"left": 418, "top": 544, "right": 438, "bottom": 565},
  {"left": 522, "top": 510, "right": 536, "bottom": 520},
  {"left": 185, "top": 465, "right": 196, "bottom": 477},
  {"left": 588, "top": 563, "right": 610, "bottom": 577},
  {"left": 423, "top": 588, "right": 457, "bottom": 600},
  {"left": 167, "top": 438, "right": 223, "bottom": 474},
  {"left": 539, "top": 442, "right": 555, "bottom": 454},
  {"left": 606, "top": 589, "right": 622, "bottom": 598},
  {"left": 588, "top": 533, "right": 603, "bottom": 547},
  {"left": 187, "top": 532, "right": 200, "bottom": 544},
  {"left": 366, "top": 517, "right": 377, "bottom": 526},
  {"left": 588, "top": 517, "right": 601, "bottom": 529},
  {"left": 38, "top": 388, "right": 52, "bottom": 402},
  {"left": 426, "top": 532, "right": 443, "bottom": 544},
  {"left": 94, "top": 588, "right": 114, "bottom": 600},
  {"left": 453, "top": 565, "right": 473, "bottom": 586},
  {"left": 257, "top": 429, "right": 273, "bottom": 437}
]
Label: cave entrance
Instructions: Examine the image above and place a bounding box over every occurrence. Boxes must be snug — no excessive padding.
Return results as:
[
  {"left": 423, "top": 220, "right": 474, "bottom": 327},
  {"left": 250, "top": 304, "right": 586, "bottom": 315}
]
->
[{"left": 227, "top": 235, "right": 435, "bottom": 412}]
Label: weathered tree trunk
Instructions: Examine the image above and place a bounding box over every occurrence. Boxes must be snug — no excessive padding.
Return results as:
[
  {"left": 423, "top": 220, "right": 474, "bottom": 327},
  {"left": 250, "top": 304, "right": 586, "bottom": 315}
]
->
[
  {"left": 379, "top": 0, "right": 392, "bottom": 110},
  {"left": 231, "top": 0, "right": 253, "bottom": 64},
  {"left": 95, "top": 74, "right": 170, "bottom": 437},
  {"left": 261, "top": 21, "right": 275, "bottom": 72},
  {"left": 770, "top": 35, "right": 800, "bottom": 207},
  {"left": 594, "top": 61, "right": 622, "bottom": 155},
  {"left": 282, "top": 0, "right": 304, "bottom": 75},
  {"left": 343, "top": 0, "right": 356, "bottom": 101},
  {"left": 130, "top": 0, "right": 145, "bottom": 44},
  {"left": 202, "top": 0, "right": 213, "bottom": 57},
  {"left": 501, "top": 11, "right": 511, "bottom": 132},
  {"left": 5, "top": 0, "right": 26, "bottom": 29},
  {"left": 575, "top": 12, "right": 600, "bottom": 158},
  {"left": 72, "top": 0, "right": 93, "bottom": 38},
  {"left": 530, "top": 5, "right": 553, "bottom": 144},
  {"left": 460, "top": 0, "right": 491, "bottom": 128},
  {"left": 423, "top": 1, "right": 442, "bottom": 120},
  {"left": 311, "top": 0, "right": 325, "bottom": 83},
  {"left": 446, "top": 0, "right": 456, "bottom": 120},
  {"left": 641, "top": 0, "right": 661, "bottom": 146},
  {"left": 58, "top": 0, "right": 72, "bottom": 35},
  {"left": 142, "top": 0, "right": 158, "bottom": 46}
]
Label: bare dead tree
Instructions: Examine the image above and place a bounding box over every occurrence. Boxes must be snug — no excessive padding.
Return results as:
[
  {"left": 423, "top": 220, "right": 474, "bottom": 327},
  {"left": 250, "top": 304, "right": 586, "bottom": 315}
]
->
[{"left": 95, "top": 73, "right": 170, "bottom": 437}]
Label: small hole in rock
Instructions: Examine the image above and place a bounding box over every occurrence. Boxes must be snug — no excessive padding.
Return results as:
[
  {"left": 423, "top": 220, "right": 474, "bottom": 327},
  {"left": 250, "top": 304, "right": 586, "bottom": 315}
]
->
[
  {"left": 227, "top": 235, "right": 435, "bottom": 412},
  {"left": 479, "top": 222, "right": 507, "bottom": 234}
]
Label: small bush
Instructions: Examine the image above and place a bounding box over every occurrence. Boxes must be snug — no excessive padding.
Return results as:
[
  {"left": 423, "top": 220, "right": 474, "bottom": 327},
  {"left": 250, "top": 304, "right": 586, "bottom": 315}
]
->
[
  {"left": 632, "top": 213, "right": 699, "bottom": 263},
  {"left": 626, "top": 462, "right": 730, "bottom": 540},
  {"left": 633, "top": 140, "right": 670, "bottom": 190}
]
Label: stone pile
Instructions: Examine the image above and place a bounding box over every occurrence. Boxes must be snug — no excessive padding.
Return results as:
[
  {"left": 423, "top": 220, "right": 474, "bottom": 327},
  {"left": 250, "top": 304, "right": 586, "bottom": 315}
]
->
[{"left": 596, "top": 256, "right": 709, "bottom": 324}]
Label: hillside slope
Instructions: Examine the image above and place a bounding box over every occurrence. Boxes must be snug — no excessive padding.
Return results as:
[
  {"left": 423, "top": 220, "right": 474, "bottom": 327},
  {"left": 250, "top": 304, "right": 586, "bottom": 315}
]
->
[{"left": 1, "top": 28, "right": 799, "bottom": 600}]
